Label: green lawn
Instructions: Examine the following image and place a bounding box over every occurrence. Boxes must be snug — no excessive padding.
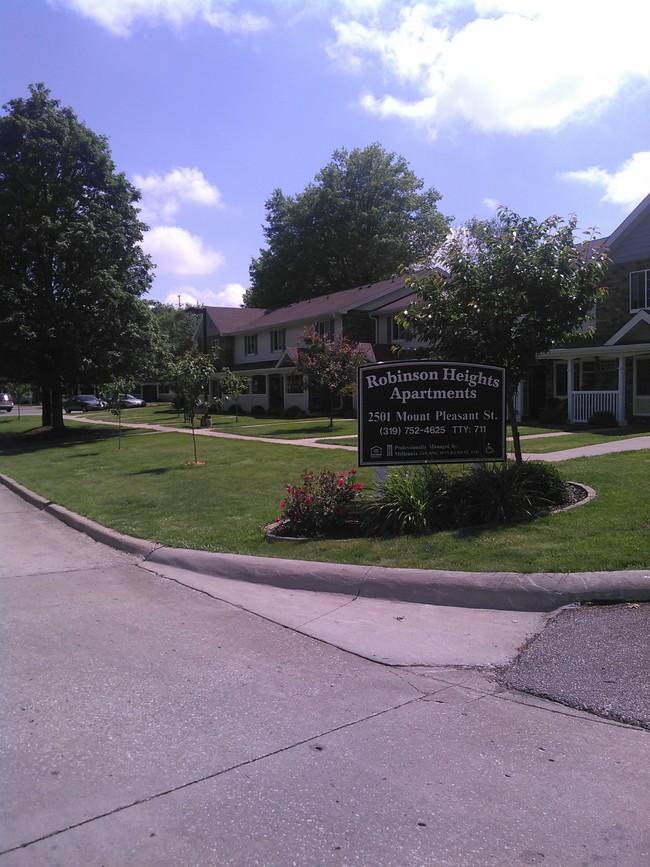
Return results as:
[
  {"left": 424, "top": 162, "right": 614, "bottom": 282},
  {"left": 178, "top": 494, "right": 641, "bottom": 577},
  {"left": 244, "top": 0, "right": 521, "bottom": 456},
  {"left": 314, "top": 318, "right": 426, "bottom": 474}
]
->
[{"left": 1, "top": 413, "right": 648, "bottom": 572}]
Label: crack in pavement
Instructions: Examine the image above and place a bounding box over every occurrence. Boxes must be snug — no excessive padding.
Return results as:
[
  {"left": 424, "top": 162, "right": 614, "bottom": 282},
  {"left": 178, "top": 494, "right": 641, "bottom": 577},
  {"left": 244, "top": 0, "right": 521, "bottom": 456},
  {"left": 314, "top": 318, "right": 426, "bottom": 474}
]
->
[{"left": 0, "top": 692, "right": 434, "bottom": 857}]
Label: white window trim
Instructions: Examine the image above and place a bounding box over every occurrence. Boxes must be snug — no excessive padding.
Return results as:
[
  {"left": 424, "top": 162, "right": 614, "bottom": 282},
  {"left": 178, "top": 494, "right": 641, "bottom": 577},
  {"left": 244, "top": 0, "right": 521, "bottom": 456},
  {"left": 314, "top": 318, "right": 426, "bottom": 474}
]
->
[{"left": 630, "top": 269, "right": 650, "bottom": 312}]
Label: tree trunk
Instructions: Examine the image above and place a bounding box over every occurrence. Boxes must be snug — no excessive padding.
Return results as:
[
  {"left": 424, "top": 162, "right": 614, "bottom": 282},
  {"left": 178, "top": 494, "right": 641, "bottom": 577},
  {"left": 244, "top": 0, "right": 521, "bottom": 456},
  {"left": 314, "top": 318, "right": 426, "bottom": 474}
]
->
[
  {"left": 41, "top": 386, "right": 52, "bottom": 427},
  {"left": 50, "top": 381, "right": 65, "bottom": 432},
  {"left": 507, "top": 391, "right": 523, "bottom": 464},
  {"left": 191, "top": 417, "right": 198, "bottom": 464}
]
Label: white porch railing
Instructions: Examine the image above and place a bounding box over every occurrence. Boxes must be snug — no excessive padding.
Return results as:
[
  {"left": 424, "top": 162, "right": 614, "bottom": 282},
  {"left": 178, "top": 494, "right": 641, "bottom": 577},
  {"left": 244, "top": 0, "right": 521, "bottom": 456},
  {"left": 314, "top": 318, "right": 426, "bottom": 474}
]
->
[{"left": 571, "top": 391, "right": 618, "bottom": 423}]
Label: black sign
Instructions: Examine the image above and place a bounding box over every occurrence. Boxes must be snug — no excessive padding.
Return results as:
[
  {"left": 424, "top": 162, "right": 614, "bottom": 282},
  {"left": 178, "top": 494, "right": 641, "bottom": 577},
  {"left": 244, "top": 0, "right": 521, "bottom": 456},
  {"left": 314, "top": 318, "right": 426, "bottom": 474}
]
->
[{"left": 358, "top": 360, "right": 506, "bottom": 466}]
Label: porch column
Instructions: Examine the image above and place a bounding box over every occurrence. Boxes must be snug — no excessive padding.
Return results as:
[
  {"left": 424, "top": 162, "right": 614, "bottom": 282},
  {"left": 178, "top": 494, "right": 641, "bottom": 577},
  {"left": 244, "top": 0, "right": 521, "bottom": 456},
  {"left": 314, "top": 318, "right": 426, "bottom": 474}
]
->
[
  {"left": 617, "top": 355, "right": 626, "bottom": 424},
  {"left": 567, "top": 358, "right": 575, "bottom": 423}
]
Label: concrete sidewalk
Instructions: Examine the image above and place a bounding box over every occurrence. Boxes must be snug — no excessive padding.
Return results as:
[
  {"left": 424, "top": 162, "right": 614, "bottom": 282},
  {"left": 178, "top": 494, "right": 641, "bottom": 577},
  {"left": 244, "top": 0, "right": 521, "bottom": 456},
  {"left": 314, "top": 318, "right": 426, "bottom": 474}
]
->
[{"left": 72, "top": 412, "right": 650, "bottom": 458}]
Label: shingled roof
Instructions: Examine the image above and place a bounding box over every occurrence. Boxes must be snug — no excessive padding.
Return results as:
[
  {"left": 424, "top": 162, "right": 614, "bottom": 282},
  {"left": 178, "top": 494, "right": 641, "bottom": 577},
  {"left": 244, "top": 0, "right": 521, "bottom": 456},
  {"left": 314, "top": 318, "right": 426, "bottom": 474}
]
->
[{"left": 204, "top": 274, "right": 409, "bottom": 335}]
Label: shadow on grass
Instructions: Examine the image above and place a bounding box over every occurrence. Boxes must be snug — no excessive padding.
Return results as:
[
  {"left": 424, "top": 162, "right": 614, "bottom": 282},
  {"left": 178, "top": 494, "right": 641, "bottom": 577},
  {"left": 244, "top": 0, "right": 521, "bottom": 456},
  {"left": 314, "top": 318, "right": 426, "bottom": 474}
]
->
[
  {"left": 533, "top": 422, "right": 650, "bottom": 439},
  {"left": 131, "top": 467, "right": 173, "bottom": 476},
  {"left": 262, "top": 425, "right": 341, "bottom": 438},
  {"left": 0, "top": 424, "right": 126, "bottom": 456}
]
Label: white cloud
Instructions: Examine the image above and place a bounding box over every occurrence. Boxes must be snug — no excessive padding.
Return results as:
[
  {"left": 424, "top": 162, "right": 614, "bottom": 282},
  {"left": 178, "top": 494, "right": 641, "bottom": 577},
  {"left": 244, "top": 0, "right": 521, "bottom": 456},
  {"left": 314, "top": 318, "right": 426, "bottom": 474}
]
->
[
  {"left": 142, "top": 226, "right": 225, "bottom": 275},
  {"left": 328, "top": 0, "right": 650, "bottom": 136},
  {"left": 134, "top": 167, "right": 223, "bottom": 224},
  {"left": 164, "top": 283, "right": 245, "bottom": 307},
  {"left": 562, "top": 152, "right": 650, "bottom": 212},
  {"left": 482, "top": 198, "right": 500, "bottom": 213},
  {"left": 54, "top": 0, "right": 269, "bottom": 37},
  {"left": 213, "top": 282, "right": 246, "bottom": 306}
]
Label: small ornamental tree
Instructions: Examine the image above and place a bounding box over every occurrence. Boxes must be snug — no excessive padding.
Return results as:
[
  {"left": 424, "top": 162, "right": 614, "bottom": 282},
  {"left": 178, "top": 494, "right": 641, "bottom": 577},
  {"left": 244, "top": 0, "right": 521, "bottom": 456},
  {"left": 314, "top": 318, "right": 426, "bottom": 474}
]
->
[
  {"left": 297, "top": 328, "right": 370, "bottom": 427},
  {"left": 399, "top": 209, "right": 609, "bottom": 461},
  {"left": 106, "top": 376, "right": 133, "bottom": 450},
  {"left": 219, "top": 367, "right": 249, "bottom": 421},
  {"left": 170, "top": 352, "right": 215, "bottom": 465}
]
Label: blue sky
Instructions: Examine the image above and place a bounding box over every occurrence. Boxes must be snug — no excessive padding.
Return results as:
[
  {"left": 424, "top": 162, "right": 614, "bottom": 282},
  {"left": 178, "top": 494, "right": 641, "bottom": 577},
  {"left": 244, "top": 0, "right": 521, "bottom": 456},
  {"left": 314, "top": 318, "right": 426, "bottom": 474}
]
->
[{"left": 3, "top": 0, "right": 650, "bottom": 308}]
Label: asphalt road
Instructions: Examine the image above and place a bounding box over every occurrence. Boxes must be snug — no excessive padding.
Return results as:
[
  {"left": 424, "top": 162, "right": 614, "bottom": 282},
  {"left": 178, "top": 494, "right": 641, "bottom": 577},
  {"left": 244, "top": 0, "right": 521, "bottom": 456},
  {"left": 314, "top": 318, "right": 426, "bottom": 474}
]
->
[
  {"left": 499, "top": 602, "right": 650, "bottom": 728},
  {"left": 1, "top": 483, "right": 649, "bottom": 866}
]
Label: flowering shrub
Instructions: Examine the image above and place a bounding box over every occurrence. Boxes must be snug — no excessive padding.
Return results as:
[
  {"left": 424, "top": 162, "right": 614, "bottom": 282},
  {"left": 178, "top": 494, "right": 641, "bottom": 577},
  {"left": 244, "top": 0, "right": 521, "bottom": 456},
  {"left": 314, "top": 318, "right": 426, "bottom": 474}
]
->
[{"left": 276, "top": 468, "right": 363, "bottom": 536}]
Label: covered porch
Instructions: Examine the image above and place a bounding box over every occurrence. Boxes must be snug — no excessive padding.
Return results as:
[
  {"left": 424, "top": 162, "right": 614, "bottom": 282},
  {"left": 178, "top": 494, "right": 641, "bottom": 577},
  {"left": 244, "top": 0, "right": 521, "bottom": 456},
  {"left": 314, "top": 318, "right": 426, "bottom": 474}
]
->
[
  {"left": 538, "top": 344, "right": 650, "bottom": 425},
  {"left": 210, "top": 360, "right": 309, "bottom": 416}
]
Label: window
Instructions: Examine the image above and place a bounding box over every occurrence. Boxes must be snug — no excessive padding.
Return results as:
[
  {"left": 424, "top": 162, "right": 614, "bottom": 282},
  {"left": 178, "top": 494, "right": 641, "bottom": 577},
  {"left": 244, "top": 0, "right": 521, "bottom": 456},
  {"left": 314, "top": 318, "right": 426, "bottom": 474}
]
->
[
  {"left": 391, "top": 317, "right": 410, "bottom": 341},
  {"left": 244, "top": 334, "right": 258, "bottom": 356},
  {"left": 270, "top": 328, "right": 285, "bottom": 352},
  {"left": 252, "top": 375, "right": 266, "bottom": 395},
  {"left": 574, "top": 360, "right": 596, "bottom": 390},
  {"left": 286, "top": 374, "right": 304, "bottom": 394},
  {"left": 630, "top": 270, "right": 650, "bottom": 311},
  {"left": 315, "top": 320, "right": 334, "bottom": 340}
]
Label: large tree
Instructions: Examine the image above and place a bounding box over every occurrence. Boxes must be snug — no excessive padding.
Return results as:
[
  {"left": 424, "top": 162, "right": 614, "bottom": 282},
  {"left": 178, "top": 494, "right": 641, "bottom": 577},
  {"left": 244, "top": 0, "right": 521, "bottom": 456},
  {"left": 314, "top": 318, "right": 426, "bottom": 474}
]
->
[
  {"left": 399, "top": 209, "right": 609, "bottom": 461},
  {"left": 148, "top": 302, "right": 200, "bottom": 361},
  {"left": 244, "top": 143, "right": 451, "bottom": 309},
  {"left": 0, "top": 84, "right": 157, "bottom": 431}
]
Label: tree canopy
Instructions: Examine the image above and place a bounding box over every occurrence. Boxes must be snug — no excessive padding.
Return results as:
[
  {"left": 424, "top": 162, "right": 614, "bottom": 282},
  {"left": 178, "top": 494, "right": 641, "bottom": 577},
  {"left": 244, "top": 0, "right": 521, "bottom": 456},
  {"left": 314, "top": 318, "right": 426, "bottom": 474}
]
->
[
  {"left": 0, "top": 83, "right": 158, "bottom": 430},
  {"left": 244, "top": 143, "right": 451, "bottom": 309},
  {"left": 399, "top": 209, "right": 609, "bottom": 460},
  {"left": 148, "top": 302, "right": 200, "bottom": 362}
]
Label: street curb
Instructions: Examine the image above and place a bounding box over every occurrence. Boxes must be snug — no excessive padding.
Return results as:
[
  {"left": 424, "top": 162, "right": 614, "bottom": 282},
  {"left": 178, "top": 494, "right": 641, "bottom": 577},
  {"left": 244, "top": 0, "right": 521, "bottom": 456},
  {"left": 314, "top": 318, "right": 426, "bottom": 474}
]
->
[
  {"left": 145, "top": 546, "right": 650, "bottom": 612},
  {"left": 0, "top": 473, "right": 157, "bottom": 557},
  {"left": 2, "top": 472, "right": 649, "bottom": 611}
]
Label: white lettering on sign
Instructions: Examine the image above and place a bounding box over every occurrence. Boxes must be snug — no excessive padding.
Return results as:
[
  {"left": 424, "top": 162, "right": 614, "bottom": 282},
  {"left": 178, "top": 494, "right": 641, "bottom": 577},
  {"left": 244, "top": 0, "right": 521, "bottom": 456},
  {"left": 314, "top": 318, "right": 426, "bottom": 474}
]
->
[
  {"left": 365, "top": 368, "right": 440, "bottom": 389},
  {"left": 389, "top": 387, "right": 477, "bottom": 404}
]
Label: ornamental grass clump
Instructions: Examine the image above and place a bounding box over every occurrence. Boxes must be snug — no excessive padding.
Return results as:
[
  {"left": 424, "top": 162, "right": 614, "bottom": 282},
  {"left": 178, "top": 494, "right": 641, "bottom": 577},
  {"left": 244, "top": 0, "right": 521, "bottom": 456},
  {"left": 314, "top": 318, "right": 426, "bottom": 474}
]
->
[
  {"left": 359, "top": 465, "right": 451, "bottom": 537},
  {"left": 276, "top": 468, "right": 363, "bottom": 537}
]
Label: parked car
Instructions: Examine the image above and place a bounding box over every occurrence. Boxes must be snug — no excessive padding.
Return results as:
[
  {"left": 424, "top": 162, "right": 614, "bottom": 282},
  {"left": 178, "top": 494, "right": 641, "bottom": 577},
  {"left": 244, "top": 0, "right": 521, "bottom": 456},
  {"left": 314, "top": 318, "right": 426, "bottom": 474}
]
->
[
  {"left": 63, "top": 394, "right": 108, "bottom": 413},
  {"left": 111, "top": 393, "right": 147, "bottom": 408},
  {"left": 0, "top": 391, "right": 14, "bottom": 412}
]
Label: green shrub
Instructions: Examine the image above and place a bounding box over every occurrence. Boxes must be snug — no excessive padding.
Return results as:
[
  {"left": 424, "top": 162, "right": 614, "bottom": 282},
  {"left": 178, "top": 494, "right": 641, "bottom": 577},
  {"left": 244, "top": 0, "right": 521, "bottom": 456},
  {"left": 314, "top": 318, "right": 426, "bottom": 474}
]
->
[
  {"left": 450, "top": 461, "right": 571, "bottom": 526},
  {"left": 537, "top": 399, "right": 567, "bottom": 424},
  {"left": 358, "top": 461, "right": 571, "bottom": 537},
  {"left": 276, "top": 468, "right": 363, "bottom": 536},
  {"left": 588, "top": 410, "right": 617, "bottom": 427}
]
